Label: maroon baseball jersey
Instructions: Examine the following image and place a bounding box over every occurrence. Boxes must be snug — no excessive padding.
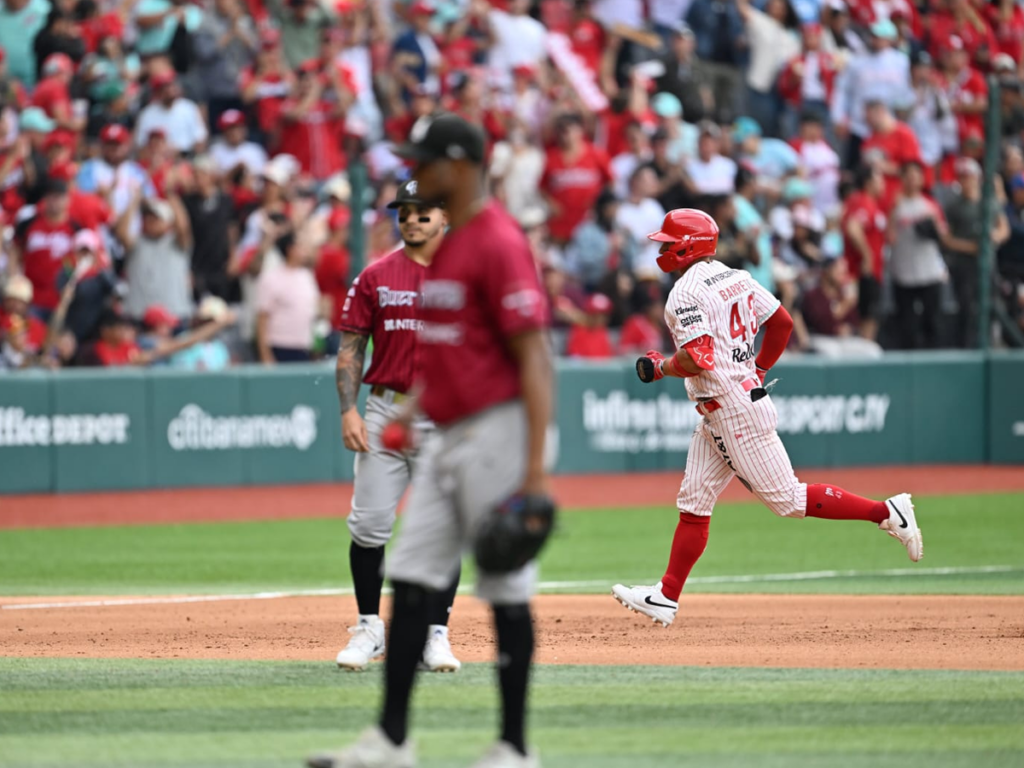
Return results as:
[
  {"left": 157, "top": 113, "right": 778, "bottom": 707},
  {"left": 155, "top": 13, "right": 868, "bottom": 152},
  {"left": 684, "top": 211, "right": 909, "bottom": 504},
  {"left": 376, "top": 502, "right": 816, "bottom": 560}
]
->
[
  {"left": 338, "top": 248, "right": 426, "bottom": 394},
  {"left": 417, "top": 201, "right": 549, "bottom": 426}
]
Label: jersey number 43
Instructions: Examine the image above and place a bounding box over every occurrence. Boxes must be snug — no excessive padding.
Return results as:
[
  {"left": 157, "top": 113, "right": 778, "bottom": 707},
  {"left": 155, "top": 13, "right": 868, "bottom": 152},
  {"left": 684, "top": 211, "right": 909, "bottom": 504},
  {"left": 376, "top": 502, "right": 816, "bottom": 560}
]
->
[{"left": 729, "top": 294, "right": 758, "bottom": 341}]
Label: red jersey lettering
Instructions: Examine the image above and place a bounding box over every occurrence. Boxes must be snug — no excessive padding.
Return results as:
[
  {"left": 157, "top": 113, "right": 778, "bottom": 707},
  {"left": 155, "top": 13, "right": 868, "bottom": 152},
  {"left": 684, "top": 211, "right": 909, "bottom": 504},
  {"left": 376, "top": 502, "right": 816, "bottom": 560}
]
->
[
  {"left": 417, "top": 202, "right": 549, "bottom": 425},
  {"left": 338, "top": 249, "right": 426, "bottom": 394}
]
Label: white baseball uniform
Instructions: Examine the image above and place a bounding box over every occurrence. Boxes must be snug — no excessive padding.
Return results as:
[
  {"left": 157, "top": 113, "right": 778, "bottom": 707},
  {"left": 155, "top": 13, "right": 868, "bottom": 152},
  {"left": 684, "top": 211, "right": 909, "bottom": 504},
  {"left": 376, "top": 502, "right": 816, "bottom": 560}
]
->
[{"left": 665, "top": 260, "right": 808, "bottom": 519}]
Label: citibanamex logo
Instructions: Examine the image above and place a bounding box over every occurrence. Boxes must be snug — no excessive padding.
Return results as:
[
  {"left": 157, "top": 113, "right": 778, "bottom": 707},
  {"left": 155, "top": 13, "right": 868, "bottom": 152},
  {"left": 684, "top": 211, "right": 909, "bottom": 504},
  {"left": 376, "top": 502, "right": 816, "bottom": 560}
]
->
[{"left": 167, "top": 405, "right": 318, "bottom": 451}]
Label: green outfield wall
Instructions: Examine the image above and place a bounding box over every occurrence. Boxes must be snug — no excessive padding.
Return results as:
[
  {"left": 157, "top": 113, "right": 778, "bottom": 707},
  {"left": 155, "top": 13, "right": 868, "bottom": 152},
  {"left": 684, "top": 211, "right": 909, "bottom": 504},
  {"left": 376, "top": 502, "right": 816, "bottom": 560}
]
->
[{"left": 1, "top": 352, "right": 1022, "bottom": 494}]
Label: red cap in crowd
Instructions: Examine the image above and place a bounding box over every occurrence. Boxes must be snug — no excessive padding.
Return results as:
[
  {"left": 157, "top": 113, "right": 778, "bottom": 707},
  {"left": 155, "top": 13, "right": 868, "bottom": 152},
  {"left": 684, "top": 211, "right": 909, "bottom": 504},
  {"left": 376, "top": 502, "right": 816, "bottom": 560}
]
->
[
  {"left": 150, "top": 71, "right": 176, "bottom": 90},
  {"left": 585, "top": 293, "right": 613, "bottom": 315},
  {"left": 259, "top": 28, "right": 281, "bottom": 50},
  {"left": 48, "top": 161, "right": 78, "bottom": 182},
  {"left": 42, "top": 131, "right": 75, "bottom": 154},
  {"left": 512, "top": 64, "right": 537, "bottom": 80},
  {"left": 142, "top": 304, "right": 179, "bottom": 329},
  {"left": 42, "top": 53, "right": 73, "bottom": 77},
  {"left": 297, "top": 58, "right": 321, "bottom": 75},
  {"left": 218, "top": 110, "right": 246, "bottom": 130},
  {"left": 100, "top": 124, "right": 131, "bottom": 144},
  {"left": 329, "top": 206, "right": 351, "bottom": 230},
  {"left": 944, "top": 35, "right": 965, "bottom": 53},
  {"left": 409, "top": 1, "right": 434, "bottom": 15}
]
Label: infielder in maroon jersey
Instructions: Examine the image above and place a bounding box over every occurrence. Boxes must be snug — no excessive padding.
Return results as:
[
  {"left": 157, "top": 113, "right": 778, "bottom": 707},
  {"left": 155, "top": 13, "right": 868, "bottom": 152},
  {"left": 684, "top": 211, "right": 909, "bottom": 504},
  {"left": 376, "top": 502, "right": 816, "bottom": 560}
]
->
[
  {"left": 309, "top": 115, "right": 555, "bottom": 768},
  {"left": 613, "top": 209, "right": 923, "bottom": 629},
  {"left": 333, "top": 180, "right": 461, "bottom": 673}
]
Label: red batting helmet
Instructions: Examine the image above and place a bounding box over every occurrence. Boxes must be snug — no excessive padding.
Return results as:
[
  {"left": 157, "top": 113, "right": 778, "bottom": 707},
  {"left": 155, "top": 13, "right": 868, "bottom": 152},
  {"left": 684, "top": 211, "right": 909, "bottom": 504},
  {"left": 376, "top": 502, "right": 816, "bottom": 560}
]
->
[{"left": 647, "top": 208, "right": 719, "bottom": 273}]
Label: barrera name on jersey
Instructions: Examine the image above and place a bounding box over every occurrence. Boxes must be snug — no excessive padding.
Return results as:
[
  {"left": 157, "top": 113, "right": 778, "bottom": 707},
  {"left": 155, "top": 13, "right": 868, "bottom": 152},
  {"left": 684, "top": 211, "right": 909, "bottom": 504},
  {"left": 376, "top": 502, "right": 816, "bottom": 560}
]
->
[{"left": 665, "top": 260, "right": 780, "bottom": 401}]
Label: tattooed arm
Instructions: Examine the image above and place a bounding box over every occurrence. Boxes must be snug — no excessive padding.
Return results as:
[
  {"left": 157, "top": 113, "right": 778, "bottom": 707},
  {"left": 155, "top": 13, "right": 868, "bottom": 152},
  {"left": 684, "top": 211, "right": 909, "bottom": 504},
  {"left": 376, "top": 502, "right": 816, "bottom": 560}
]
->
[{"left": 337, "top": 331, "right": 371, "bottom": 452}]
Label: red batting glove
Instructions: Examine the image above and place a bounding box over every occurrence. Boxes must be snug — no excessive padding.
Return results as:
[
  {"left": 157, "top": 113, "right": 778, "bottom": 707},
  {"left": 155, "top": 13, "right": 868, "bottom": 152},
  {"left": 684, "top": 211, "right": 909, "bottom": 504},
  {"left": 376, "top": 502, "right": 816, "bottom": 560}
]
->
[
  {"left": 645, "top": 350, "right": 666, "bottom": 381},
  {"left": 381, "top": 421, "right": 413, "bottom": 452}
]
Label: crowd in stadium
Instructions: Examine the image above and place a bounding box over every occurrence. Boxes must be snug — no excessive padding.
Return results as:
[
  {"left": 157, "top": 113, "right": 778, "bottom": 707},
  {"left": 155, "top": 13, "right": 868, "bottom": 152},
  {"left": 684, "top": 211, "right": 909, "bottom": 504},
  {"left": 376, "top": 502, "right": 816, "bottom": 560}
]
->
[{"left": 1, "top": 0, "right": 1024, "bottom": 370}]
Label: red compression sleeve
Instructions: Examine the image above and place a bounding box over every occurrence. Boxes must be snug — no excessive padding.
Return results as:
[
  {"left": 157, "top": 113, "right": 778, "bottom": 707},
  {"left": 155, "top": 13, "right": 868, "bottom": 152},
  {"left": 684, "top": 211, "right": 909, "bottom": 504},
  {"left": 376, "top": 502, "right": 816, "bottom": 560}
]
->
[
  {"left": 805, "top": 484, "right": 888, "bottom": 523},
  {"left": 755, "top": 306, "right": 793, "bottom": 371},
  {"left": 660, "top": 513, "right": 710, "bottom": 601}
]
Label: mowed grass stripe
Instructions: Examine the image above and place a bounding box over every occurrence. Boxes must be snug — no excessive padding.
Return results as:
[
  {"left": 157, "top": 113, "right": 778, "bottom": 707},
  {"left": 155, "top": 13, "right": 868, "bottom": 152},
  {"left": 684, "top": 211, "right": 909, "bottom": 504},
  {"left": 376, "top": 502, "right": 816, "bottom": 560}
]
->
[
  {"left": 2, "top": 725, "right": 1023, "bottom": 764},
  {"left": 2, "top": 660, "right": 1024, "bottom": 767},
  {"left": 7, "top": 676, "right": 1024, "bottom": 712},
  {"left": 4, "top": 754, "right": 1023, "bottom": 768},
  {"left": 6, "top": 699, "right": 1024, "bottom": 735},
  {"left": 2, "top": 492, "right": 1023, "bottom": 596},
  {"left": 4, "top": 658, "right": 1024, "bottom": 690}
]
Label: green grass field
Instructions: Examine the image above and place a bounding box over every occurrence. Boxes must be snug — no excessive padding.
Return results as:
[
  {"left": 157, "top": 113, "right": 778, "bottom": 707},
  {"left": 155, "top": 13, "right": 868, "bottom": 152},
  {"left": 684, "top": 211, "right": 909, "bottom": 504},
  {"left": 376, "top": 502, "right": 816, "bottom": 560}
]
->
[{"left": 2, "top": 490, "right": 1023, "bottom": 767}]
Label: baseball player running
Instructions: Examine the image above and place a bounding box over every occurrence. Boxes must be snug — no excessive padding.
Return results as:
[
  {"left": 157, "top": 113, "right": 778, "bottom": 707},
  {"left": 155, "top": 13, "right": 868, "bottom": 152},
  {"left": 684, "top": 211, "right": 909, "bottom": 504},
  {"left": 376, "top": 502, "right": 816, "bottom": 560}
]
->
[
  {"left": 308, "top": 113, "right": 555, "bottom": 768},
  {"left": 612, "top": 208, "right": 922, "bottom": 628},
  {"left": 334, "top": 180, "right": 461, "bottom": 673}
]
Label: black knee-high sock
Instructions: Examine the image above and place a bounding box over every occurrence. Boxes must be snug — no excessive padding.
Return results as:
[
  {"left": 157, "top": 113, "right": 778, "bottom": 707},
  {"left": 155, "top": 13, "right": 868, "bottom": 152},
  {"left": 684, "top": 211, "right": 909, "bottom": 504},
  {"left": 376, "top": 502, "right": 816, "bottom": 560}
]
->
[
  {"left": 429, "top": 565, "right": 461, "bottom": 627},
  {"left": 350, "top": 542, "right": 385, "bottom": 617},
  {"left": 380, "top": 581, "right": 431, "bottom": 746},
  {"left": 493, "top": 603, "right": 534, "bottom": 756}
]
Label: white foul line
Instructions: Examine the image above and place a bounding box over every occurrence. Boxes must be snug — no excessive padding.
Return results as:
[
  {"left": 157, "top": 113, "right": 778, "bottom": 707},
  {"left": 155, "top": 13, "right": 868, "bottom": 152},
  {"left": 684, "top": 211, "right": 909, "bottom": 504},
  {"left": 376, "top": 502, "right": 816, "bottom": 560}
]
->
[{"left": 2, "top": 565, "right": 1019, "bottom": 611}]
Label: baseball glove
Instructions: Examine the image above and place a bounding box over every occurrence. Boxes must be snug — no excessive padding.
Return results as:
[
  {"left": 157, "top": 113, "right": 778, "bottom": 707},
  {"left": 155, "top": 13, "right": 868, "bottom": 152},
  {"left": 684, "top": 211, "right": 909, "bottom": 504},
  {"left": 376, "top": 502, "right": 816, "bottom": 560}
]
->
[
  {"left": 636, "top": 350, "right": 666, "bottom": 383},
  {"left": 474, "top": 492, "right": 557, "bottom": 574}
]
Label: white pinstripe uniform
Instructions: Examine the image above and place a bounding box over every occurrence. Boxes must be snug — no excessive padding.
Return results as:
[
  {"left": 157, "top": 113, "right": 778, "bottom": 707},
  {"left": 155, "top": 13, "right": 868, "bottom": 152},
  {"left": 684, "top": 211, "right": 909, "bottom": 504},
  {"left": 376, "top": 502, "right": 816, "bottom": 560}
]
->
[{"left": 666, "top": 260, "right": 808, "bottom": 519}]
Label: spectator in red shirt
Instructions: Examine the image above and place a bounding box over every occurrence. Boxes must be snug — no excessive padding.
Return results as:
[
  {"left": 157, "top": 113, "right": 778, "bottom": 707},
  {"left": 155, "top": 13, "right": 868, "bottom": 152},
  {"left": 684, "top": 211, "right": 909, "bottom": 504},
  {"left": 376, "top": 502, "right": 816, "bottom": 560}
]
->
[
  {"left": 239, "top": 29, "right": 296, "bottom": 149},
  {"left": 12, "top": 178, "right": 81, "bottom": 319},
  {"left": 928, "top": 0, "right": 997, "bottom": 64},
  {"left": 936, "top": 35, "right": 989, "bottom": 144},
  {"left": 385, "top": 82, "right": 439, "bottom": 143},
  {"left": 49, "top": 162, "right": 114, "bottom": 233},
  {"left": 860, "top": 99, "right": 925, "bottom": 211},
  {"left": 618, "top": 288, "right": 666, "bottom": 355},
  {"left": 278, "top": 59, "right": 347, "bottom": 181},
  {"left": 316, "top": 205, "right": 352, "bottom": 333},
  {"left": 801, "top": 254, "right": 860, "bottom": 338},
  {"left": 447, "top": 71, "right": 507, "bottom": 150},
  {"left": 777, "top": 22, "right": 839, "bottom": 134},
  {"left": 988, "top": 0, "right": 1024, "bottom": 66},
  {"left": 88, "top": 309, "right": 142, "bottom": 366},
  {"left": 842, "top": 163, "right": 887, "bottom": 340},
  {"left": 570, "top": 0, "right": 605, "bottom": 78},
  {"left": 565, "top": 292, "right": 614, "bottom": 358},
  {"left": 0, "top": 274, "right": 49, "bottom": 354},
  {"left": 540, "top": 113, "right": 613, "bottom": 245},
  {"left": 31, "top": 53, "right": 84, "bottom": 136}
]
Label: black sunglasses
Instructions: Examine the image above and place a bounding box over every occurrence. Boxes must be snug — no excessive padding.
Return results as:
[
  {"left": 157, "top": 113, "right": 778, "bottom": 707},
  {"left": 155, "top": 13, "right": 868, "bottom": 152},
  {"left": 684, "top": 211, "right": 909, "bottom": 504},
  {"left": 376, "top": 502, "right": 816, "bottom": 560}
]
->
[{"left": 398, "top": 214, "right": 432, "bottom": 223}]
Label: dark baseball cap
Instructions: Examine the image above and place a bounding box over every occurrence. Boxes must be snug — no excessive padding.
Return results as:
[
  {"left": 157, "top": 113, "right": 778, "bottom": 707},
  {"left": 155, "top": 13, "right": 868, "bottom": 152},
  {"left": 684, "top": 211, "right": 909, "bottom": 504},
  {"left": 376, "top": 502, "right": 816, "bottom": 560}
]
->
[
  {"left": 386, "top": 179, "right": 431, "bottom": 209},
  {"left": 394, "top": 112, "right": 485, "bottom": 165}
]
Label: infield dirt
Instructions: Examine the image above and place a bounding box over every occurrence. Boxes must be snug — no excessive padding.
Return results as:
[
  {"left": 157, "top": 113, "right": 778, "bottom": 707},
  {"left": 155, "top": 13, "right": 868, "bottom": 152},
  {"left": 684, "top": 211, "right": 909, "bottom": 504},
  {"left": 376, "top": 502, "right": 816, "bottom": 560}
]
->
[{"left": 2, "top": 593, "right": 1023, "bottom": 670}]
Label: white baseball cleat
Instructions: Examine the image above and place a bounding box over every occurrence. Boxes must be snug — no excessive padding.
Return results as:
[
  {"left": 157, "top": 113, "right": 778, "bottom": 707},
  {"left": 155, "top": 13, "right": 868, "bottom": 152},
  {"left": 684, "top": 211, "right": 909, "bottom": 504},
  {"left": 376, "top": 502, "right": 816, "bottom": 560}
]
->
[
  {"left": 420, "top": 625, "right": 461, "bottom": 673},
  {"left": 879, "top": 493, "right": 923, "bottom": 562},
  {"left": 468, "top": 741, "right": 540, "bottom": 768},
  {"left": 611, "top": 582, "right": 678, "bottom": 627},
  {"left": 306, "top": 726, "right": 416, "bottom": 768},
  {"left": 336, "top": 616, "right": 386, "bottom": 671}
]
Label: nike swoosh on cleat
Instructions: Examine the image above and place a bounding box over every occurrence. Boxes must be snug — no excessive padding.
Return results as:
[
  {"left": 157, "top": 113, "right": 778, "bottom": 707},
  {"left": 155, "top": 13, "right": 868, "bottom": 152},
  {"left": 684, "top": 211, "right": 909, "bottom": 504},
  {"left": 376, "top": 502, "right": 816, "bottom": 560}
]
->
[
  {"left": 888, "top": 500, "right": 909, "bottom": 529},
  {"left": 644, "top": 595, "right": 677, "bottom": 610}
]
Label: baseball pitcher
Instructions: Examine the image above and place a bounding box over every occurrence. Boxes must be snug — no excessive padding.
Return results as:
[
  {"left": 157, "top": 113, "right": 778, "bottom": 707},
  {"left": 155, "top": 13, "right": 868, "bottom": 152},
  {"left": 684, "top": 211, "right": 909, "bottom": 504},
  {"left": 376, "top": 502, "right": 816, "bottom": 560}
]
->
[
  {"left": 333, "top": 180, "right": 460, "bottom": 673},
  {"left": 310, "top": 114, "right": 556, "bottom": 768},
  {"left": 612, "top": 208, "right": 923, "bottom": 628}
]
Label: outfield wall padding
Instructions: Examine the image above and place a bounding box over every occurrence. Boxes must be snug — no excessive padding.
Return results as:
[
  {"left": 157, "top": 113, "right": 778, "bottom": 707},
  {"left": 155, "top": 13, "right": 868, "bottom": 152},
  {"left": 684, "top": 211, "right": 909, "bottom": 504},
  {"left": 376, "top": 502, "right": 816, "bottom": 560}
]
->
[{"left": 0, "top": 352, "right": 1019, "bottom": 494}]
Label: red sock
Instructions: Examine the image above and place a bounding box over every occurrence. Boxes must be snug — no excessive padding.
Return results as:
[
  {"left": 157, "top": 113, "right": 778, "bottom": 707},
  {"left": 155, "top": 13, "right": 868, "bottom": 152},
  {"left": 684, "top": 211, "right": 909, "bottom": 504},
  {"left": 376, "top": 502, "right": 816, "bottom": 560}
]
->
[
  {"left": 660, "top": 513, "right": 710, "bottom": 601},
  {"left": 805, "top": 484, "right": 888, "bottom": 524}
]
